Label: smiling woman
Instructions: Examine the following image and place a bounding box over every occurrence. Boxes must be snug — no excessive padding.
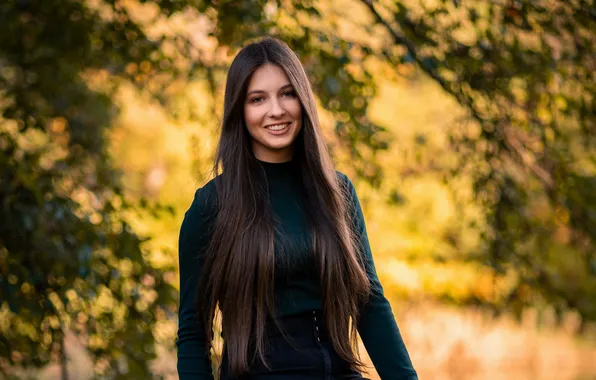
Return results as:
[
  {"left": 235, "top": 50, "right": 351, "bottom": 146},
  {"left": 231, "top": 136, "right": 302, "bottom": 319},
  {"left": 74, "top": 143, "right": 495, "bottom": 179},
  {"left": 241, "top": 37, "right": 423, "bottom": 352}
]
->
[
  {"left": 176, "top": 37, "right": 417, "bottom": 380},
  {"left": 243, "top": 64, "right": 303, "bottom": 163}
]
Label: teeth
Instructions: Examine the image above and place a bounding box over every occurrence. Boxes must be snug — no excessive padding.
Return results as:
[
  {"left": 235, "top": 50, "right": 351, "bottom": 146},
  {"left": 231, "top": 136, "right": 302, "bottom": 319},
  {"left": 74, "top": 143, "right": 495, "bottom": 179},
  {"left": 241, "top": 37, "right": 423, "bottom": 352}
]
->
[{"left": 266, "top": 123, "right": 289, "bottom": 131}]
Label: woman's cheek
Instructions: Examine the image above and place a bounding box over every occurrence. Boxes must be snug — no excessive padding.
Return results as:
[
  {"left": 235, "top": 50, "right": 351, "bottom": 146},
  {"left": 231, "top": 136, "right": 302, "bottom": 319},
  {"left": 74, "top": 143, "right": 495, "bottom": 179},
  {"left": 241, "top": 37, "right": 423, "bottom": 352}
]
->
[{"left": 244, "top": 106, "right": 261, "bottom": 129}]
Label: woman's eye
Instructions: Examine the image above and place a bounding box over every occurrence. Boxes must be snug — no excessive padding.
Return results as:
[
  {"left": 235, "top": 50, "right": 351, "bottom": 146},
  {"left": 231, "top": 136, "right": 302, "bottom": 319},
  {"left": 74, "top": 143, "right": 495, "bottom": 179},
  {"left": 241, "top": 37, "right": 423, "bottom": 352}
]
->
[
  {"left": 283, "top": 90, "right": 296, "bottom": 97},
  {"left": 250, "top": 96, "right": 264, "bottom": 103}
]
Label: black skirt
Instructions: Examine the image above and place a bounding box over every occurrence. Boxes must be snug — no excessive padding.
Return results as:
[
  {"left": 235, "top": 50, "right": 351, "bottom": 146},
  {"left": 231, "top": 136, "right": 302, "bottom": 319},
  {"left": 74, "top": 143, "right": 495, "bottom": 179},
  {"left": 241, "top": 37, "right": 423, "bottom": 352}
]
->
[{"left": 219, "top": 310, "right": 370, "bottom": 380}]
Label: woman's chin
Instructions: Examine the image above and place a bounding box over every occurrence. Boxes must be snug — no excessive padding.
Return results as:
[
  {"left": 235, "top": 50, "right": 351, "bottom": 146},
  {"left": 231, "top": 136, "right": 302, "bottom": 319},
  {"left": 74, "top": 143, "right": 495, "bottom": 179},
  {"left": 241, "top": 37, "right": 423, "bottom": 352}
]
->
[
  {"left": 262, "top": 135, "right": 296, "bottom": 149},
  {"left": 265, "top": 141, "right": 294, "bottom": 151}
]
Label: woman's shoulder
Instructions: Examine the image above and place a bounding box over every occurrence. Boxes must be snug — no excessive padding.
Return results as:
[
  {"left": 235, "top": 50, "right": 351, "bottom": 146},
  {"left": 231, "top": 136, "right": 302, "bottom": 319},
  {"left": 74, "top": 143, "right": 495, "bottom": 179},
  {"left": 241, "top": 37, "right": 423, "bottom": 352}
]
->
[
  {"left": 195, "top": 176, "right": 218, "bottom": 202},
  {"left": 179, "top": 177, "right": 220, "bottom": 252},
  {"left": 335, "top": 170, "right": 355, "bottom": 192},
  {"left": 334, "top": 170, "right": 363, "bottom": 213},
  {"left": 185, "top": 176, "right": 220, "bottom": 219}
]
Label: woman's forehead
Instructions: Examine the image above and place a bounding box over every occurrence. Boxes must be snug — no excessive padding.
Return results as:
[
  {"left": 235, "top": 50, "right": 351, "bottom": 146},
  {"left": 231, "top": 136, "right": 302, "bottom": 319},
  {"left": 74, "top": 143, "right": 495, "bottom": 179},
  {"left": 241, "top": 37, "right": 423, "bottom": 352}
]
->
[{"left": 247, "top": 64, "right": 291, "bottom": 92}]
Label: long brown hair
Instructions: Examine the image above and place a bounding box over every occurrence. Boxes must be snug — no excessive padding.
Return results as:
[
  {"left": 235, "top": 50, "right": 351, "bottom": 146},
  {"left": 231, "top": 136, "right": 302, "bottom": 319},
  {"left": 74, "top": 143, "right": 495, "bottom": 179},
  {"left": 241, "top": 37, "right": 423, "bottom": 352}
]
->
[{"left": 197, "top": 37, "right": 371, "bottom": 377}]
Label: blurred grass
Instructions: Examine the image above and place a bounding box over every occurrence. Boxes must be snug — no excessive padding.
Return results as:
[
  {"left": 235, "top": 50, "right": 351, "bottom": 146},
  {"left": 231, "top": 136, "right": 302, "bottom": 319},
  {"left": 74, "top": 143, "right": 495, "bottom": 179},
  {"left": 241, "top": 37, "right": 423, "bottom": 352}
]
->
[{"left": 38, "top": 301, "right": 596, "bottom": 379}]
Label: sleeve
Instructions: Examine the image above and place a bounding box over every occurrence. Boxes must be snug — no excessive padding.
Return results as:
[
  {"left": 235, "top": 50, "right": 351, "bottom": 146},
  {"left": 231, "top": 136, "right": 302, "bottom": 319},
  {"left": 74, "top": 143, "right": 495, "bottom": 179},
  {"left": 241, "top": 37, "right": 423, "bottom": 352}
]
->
[
  {"left": 341, "top": 173, "right": 418, "bottom": 380},
  {"left": 176, "top": 186, "right": 216, "bottom": 379}
]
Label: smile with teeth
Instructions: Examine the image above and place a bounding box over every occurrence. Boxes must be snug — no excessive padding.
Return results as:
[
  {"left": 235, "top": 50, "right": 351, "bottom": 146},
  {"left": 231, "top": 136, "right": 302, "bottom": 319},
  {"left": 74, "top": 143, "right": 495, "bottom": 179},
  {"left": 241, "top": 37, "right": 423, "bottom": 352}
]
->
[{"left": 266, "top": 122, "right": 291, "bottom": 131}]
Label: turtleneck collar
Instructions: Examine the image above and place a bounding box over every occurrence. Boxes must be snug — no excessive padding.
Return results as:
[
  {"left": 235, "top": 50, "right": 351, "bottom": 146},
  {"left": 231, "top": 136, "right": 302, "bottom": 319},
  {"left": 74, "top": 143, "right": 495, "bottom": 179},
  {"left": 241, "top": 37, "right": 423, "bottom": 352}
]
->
[{"left": 257, "top": 158, "right": 295, "bottom": 175}]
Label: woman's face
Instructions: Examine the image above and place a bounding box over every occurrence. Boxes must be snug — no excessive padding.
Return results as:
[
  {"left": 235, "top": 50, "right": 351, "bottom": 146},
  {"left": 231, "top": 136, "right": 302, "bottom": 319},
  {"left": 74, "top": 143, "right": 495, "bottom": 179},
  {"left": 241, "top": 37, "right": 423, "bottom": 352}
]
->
[{"left": 243, "top": 63, "right": 302, "bottom": 163}]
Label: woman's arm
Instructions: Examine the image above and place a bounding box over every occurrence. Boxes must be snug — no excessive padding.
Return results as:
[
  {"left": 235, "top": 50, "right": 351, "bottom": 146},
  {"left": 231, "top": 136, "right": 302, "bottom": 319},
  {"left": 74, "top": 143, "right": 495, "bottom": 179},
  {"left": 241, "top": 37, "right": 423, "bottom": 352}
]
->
[
  {"left": 177, "top": 186, "right": 216, "bottom": 379},
  {"left": 341, "top": 173, "right": 418, "bottom": 380}
]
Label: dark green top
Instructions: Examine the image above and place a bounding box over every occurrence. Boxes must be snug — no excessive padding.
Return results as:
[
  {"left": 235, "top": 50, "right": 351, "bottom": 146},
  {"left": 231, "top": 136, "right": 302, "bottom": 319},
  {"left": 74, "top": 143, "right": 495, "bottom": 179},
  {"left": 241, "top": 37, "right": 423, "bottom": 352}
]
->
[{"left": 176, "top": 159, "right": 417, "bottom": 379}]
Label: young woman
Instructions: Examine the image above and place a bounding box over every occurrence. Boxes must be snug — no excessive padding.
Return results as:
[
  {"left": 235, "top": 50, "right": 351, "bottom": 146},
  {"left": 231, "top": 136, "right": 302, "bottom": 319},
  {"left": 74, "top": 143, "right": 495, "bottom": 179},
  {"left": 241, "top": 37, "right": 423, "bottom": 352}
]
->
[{"left": 176, "top": 37, "right": 417, "bottom": 380}]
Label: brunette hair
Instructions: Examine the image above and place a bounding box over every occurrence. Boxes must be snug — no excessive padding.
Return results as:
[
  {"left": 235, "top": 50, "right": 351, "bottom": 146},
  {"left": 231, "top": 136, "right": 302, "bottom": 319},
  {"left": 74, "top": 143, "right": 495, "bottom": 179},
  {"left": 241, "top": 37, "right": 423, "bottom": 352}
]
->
[{"left": 197, "top": 36, "right": 371, "bottom": 376}]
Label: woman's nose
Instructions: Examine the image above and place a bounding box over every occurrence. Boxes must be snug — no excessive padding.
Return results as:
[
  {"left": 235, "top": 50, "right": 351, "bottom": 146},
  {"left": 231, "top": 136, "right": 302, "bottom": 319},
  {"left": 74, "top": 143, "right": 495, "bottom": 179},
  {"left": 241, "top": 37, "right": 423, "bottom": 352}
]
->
[{"left": 268, "top": 98, "right": 286, "bottom": 117}]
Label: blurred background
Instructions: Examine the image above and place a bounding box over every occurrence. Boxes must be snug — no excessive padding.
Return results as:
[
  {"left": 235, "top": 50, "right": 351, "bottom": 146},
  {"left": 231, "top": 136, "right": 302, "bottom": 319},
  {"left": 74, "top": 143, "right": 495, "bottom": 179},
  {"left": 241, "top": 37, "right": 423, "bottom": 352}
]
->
[{"left": 1, "top": 0, "right": 595, "bottom": 379}]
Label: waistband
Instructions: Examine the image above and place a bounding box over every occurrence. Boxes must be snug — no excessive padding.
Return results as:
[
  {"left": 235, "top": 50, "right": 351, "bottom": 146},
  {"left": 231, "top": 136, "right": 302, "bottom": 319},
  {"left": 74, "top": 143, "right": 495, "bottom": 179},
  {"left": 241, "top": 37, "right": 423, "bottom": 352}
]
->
[
  {"left": 221, "top": 309, "right": 329, "bottom": 341},
  {"left": 266, "top": 309, "right": 328, "bottom": 339}
]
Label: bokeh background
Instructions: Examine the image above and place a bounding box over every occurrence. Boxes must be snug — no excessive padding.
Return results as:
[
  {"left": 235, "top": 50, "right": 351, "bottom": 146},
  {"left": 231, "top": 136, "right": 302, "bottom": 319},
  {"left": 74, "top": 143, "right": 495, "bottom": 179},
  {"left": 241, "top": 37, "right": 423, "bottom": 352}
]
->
[{"left": 1, "top": 0, "right": 595, "bottom": 379}]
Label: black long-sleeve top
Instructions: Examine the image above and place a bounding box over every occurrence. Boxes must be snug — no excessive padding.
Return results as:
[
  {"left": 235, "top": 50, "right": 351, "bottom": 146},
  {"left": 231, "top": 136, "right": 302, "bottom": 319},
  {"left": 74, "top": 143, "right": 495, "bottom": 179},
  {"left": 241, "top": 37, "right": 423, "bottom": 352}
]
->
[{"left": 176, "top": 159, "right": 417, "bottom": 379}]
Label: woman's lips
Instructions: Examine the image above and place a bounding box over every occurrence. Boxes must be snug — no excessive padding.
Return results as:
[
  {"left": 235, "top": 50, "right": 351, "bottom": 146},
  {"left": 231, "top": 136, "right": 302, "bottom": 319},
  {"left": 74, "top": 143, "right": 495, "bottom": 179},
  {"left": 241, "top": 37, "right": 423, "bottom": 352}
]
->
[{"left": 265, "top": 122, "right": 291, "bottom": 135}]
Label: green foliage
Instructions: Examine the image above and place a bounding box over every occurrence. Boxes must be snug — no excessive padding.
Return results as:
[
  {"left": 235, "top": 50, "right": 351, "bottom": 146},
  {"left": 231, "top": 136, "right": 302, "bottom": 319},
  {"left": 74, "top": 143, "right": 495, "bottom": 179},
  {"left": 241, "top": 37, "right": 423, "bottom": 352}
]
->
[
  {"left": 360, "top": 0, "right": 596, "bottom": 323},
  {"left": 0, "top": 0, "right": 177, "bottom": 377}
]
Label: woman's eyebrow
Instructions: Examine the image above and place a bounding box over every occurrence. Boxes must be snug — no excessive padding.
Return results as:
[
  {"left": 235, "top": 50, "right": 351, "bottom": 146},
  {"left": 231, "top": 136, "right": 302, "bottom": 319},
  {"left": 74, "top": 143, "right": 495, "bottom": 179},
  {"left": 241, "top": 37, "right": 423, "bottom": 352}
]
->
[{"left": 247, "top": 83, "right": 293, "bottom": 96}]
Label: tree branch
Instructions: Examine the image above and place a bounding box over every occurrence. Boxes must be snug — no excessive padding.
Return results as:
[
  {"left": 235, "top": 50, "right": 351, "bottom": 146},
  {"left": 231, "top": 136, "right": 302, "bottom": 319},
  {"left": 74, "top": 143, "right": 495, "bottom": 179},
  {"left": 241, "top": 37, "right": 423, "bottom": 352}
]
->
[
  {"left": 502, "top": 125, "right": 554, "bottom": 188},
  {"left": 60, "top": 330, "right": 69, "bottom": 380},
  {"left": 359, "top": 0, "right": 487, "bottom": 130},
  {"left": 360, "top": 0, "right": 555, "bottom": 189}
]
